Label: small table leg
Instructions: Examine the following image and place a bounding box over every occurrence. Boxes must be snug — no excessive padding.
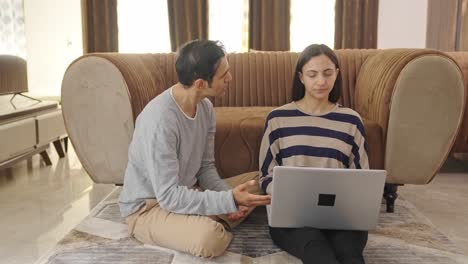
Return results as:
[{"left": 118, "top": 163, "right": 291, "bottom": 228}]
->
[
  {"left": 63, "top": 137, "right": 68, "bottom": 152},
  {"left": 384, "top": 183, "right": 399, "bottom": 213},
  {"left": 40, "top": 151, "right": 52, "bottom": 166},
  {"left": 53, "top": 140, "right": 65, "bottom": 158}
]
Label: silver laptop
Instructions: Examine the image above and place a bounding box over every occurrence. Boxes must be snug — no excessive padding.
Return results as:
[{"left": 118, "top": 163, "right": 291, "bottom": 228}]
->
[{"left": 266, "top": 166, "right": 386, "bottom": 230}]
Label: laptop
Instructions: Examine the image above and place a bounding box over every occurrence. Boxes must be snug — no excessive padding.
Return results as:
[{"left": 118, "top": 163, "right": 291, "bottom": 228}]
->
[{"left": 266, "top": 166, "right": 386, "bottom": 230}]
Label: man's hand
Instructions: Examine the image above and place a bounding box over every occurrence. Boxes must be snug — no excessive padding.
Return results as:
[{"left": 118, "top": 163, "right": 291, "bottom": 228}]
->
[
  {"left": 227, "top": 205, "right": 250, "bottom": 221},
  {"left": 232, "top": 180, "right": 271, "bottom": 207}
]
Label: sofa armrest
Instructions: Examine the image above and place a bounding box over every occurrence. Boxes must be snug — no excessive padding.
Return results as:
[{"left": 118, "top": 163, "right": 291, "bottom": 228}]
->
[
  {"left": 354, "top": 49, "right": 465, "bottom": 184},
  {"left": 446, "top": 51, "right": 468, "bottom": 153}
]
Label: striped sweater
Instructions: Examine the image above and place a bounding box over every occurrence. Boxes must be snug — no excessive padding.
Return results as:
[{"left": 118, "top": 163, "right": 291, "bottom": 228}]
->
[{"left": 259, "top": 102, "right": 369, "bottom": 194}]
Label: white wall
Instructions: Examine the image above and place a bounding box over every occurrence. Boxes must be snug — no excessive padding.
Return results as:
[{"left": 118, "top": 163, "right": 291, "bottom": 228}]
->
[
  {"left": 378, "top": 0, "right": 428, "bottom": 49},
  {"left": 24, "top": 0, "right": 83, "bottom": 97}
]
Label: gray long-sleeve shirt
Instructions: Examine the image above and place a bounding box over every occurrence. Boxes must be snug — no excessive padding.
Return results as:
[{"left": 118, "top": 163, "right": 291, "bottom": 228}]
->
[{"left": 119, "top": 87, "right": 237, "bottom": 217}]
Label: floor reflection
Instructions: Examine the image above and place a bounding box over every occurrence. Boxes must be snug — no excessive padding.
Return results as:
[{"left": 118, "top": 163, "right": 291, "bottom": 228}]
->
[{"left": 0, "top": 145, "right": 114, "bottom": 264}]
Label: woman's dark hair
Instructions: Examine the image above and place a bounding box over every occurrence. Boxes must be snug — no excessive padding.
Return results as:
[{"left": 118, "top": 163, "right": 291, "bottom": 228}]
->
[
  {"left": 175, "top": 39, "right": 226, "bottom": 87},
  {"left": 292, "top": 44, "right": 342, "bottom": 103}
]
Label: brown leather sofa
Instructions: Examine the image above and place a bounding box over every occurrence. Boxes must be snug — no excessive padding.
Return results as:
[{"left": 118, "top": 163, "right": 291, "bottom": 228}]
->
[{"left": 61, "top": 49, "right": 465, "bottom": 212}]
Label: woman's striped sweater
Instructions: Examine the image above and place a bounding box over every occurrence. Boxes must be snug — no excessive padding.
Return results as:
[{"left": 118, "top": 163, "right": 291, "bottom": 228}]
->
[{"left": 258, "top": 102, "right": 370, "bottom": 194}]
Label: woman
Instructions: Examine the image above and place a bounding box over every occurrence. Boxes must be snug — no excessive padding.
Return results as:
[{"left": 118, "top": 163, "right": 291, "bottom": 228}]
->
[{"left": 258, "top": 44, "right": 369, "bottom": 264}]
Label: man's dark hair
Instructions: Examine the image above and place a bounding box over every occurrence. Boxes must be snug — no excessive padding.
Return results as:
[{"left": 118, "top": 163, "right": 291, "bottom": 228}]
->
[
  {"left": 292, "top": 44, "right": 342, "bottom": 103},
  {"left": 175, "top": 40, "right": 226, "bottom": 87}
]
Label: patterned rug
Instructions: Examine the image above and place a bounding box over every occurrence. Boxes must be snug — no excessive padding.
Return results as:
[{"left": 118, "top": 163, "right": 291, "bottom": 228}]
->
[{"left": 36, "top": 188, "right": 468, "bottom": 264}]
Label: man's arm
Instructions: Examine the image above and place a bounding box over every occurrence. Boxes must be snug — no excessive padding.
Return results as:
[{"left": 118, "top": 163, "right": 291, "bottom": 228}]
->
[
  {"left": 146, "top": 122, "right": 237, "bottom": 215},
  {"left": 196, "top": 131, "right": 232, "bottom": 191},
  {"left": 197, "top": 108, "right": 271, "bottom": 217},
  {"left": 196, "top": 110, "right": 231, "bottom": 192}
]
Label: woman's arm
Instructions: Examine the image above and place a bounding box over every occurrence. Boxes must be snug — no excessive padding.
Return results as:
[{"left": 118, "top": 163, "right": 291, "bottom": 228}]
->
[
  {"left": 350, "top": 116, "right": 370, "bottom": 170},
  {"left": 259, "top": 114, "right": 279, "bottom": 194}
]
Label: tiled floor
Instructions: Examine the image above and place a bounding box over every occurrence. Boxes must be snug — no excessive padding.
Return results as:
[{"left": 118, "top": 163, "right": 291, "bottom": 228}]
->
[
  {"left": 0, "top": 146, "right": 467, "bottom": 264},
  {"left": 0, "top": 146, "right": 114, "bottom": 264}
]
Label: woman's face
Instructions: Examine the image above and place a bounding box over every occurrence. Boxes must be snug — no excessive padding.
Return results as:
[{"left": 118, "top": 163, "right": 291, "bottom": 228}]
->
[{"left": 299, "top": 54, "right": 338, "bottom": 102}]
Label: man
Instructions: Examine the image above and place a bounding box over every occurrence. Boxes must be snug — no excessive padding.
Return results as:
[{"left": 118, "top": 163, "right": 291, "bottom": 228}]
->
[{"left": 119, "top": 39, "right": 271, "bottom": 258}]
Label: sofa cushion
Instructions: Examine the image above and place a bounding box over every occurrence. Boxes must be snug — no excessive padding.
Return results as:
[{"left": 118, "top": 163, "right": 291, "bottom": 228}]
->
[
  {"left": 215, "top": 107, "right": 273, "bottom": 178},
  {"left": 214, "top": 107, "right": 384, "bottom": 179}
]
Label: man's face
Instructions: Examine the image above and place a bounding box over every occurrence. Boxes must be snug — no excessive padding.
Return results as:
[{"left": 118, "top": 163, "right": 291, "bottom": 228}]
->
[{"left": 207, "top": 57, "right": 232, "bottom": 97}]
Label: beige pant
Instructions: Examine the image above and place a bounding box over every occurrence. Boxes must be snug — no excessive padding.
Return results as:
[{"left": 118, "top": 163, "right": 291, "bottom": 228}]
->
[{"left": 126, "top": 171, "right": 261, "bottom": 258}]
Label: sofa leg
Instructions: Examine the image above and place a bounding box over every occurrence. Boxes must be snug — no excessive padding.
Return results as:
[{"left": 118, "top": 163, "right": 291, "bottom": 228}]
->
[
  {"left": 40, "top": 151, "right": 52, "bottom": 166},
  {"left": 383, "top": 183, "right": 399, "bottom": 213},
  {"left": 53, "top": 140, "right": 65, "bottom": 158}
]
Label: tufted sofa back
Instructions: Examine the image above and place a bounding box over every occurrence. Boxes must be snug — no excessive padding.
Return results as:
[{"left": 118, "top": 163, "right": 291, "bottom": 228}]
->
[{"left": 86, "top": 50, "right": 377, "bottom": 120}]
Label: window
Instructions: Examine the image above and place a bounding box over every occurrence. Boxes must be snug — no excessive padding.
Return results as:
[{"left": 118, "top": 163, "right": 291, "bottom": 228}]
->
[
  {"left": 209, "top": 0, "right": 248, "bottom": 52},
  {"left": 118, "top": 0, "right": 248, "bottom": 53},
  {"left": 118, "top": 0, "right": 335, "bottom": 53},
  {"left": 0, "top": 0, "right": 26, "bottom": 58},
  {"left": 118, "top": 0, "right": 171, "bottom": 53},
  {"left": 23, "top": 0, "right": 82, "bottom": 96},
  {"left": 290, "top": 0, "right": 335, "bottom": 51}
]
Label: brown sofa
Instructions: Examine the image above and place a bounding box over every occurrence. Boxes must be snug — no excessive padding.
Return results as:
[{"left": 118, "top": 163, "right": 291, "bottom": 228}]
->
[{"left": 61, "top": 49, "right": 465, "bottom": 212}]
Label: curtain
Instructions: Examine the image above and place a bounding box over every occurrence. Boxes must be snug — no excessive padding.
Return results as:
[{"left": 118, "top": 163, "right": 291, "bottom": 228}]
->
[
  {"left": 0, "top": 0, "right": 26, "bottom": 58},
  {"left": 334, "top": 0, "right": 379, "bottom": 49},
  {"left": 426, "top": 0, "right": 460, "bottom": 51},
  {"left": 248, "top": 0, "right": 290, "bottom": 51},
  {"left": 81, "top": 0, "right": 118, "bottom": 53},
  {"left": 167, "top": 0, "right": 208, "bottom": 52}
]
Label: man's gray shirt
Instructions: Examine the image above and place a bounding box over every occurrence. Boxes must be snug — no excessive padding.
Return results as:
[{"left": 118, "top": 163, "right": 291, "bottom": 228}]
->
[{"left": 119, "top": 88, "right": 237, "bottom": 217}]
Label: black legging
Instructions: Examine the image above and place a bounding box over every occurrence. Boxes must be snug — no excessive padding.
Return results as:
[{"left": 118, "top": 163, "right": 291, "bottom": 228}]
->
[{"left": 270, "top": 227, "right": 368, "bottom": 264}]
